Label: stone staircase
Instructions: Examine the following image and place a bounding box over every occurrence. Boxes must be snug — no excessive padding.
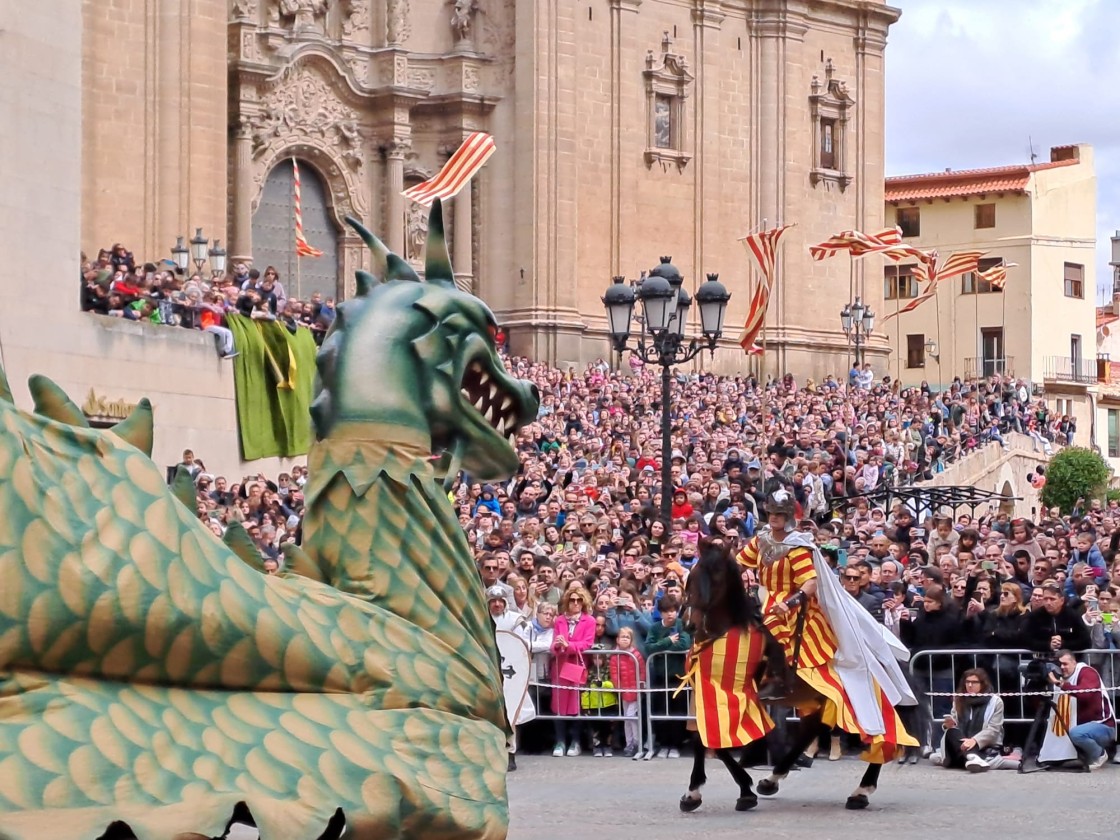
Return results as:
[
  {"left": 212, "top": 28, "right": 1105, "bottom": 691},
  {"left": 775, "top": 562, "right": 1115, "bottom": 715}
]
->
[{"left": 915, "top": 433, "right": 1052, "bottom": 519}]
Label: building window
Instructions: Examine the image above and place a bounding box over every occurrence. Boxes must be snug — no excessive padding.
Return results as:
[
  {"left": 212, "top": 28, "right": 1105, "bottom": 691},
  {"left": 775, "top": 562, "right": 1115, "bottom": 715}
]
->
[
  {"left": 820, "top": 119, "right": 836, "bottom": 170},
  {"left": 974, "top": 203, "right": 996, "bottom": 229},
  {"left": 884, "top": 264, "right": 919, "bottom": 300},
  {"left": 653, "top": 95, "right": 673, "bottom": 149},
  {"left": 808, "top": 59, "right": 854, "bottom": 191},
  {"left": 981, "top": 327, "right": 1005, "bottom": 377},
  {"left": 906, "top": 334, "right": 926, "bottom": 368},
  {"left": 1109, "top": 409, "right": 1120, "bottom": 458},
  {"left": 1064, "top": 262, "right": 1084, "bottom": 298},
  {"left": 961, "top": 257, "right": 1004, "bottom": 294},
  {"left": 897, "top": 207, "right": 920, "bottom": 238},
  {"left": 1071, "top": 334, "right": 1082, "bottom": 367},
  {"left": 643, "top": 33, "right": 693, "bottom": 171}
]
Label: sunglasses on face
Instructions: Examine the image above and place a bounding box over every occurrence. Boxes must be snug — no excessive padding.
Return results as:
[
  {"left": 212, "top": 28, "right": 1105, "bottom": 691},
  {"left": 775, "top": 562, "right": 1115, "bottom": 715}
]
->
[{"left": 842, "top": 575, "right": 861, "bottom": 581}]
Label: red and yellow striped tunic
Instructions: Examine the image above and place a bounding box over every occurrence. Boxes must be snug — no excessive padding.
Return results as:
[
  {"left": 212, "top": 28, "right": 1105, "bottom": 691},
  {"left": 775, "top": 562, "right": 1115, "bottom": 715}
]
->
[
  {"left": 736, "top": 538, "right": 837, "bottom": 669},
  {"left": 736, "top": 535, "right": 918, "bottom": 760},
  {"left": 687, "top": 626, "right": 774, "bottom": 749}
]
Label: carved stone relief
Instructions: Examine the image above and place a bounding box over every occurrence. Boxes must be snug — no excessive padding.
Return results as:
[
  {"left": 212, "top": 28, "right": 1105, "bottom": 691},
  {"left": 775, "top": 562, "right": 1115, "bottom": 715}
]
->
[
  {"left": 451, "top": 0, "right": 478, "bottom": 43},
  {"left": 387, "top": 0, "right": 410, "bottom": 45},
  {"left": 249, "top": 67, "right": 362, "bottom": 164},
  {"left": 341, "top": 0, "right": 369, "bottom": 37},
  {"left": 278, "top": 0, "right": 328, "bottom": 33},
  {"left": 231, "top": 0, "right": 257, "bottom": 20},
  {"left": 404, "top": 201, "right": 429, "bottom": 263}
]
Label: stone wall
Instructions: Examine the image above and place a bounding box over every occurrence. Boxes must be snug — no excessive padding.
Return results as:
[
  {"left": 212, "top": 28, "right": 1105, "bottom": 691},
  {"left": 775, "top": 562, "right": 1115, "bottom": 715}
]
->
[
  {"left": 919, "top": 433, "right": 1050, "bottom": 519},
  {"left": 81, "top": 0, "right": 228, "bottom": 264}
]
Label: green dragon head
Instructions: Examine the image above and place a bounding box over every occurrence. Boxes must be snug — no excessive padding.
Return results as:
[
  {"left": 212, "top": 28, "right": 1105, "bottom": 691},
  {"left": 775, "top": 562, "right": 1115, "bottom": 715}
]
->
[{"left": 312, "top": 199, "right": 539, "bottom": 482}]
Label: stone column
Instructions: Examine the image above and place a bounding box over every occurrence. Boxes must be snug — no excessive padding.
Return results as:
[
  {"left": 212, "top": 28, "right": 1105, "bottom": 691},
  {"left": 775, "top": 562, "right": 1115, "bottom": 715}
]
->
[
  {"left": 233, "top": 121, "right": 255, "bottom": 259},
  {"left": 384, "top": 137, "right": 410, "bottom": 255},
  {"left": 453, "top": 182, "right": 473, "bottom": 292}
]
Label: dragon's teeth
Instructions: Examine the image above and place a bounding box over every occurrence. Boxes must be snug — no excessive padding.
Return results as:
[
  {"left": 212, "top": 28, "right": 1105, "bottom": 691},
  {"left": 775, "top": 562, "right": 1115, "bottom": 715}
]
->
[
  {"left": 473, "top": 397, "right": 485, "bottom": 411},
  {"left": 461, "top": 389, "right": 471, "bottom": 400},
  {"left": 478, "top": 371, "right": 490, "bottom": 387},
  {"left": 500, "top": 396, "right": 513, "bottom": 412}
]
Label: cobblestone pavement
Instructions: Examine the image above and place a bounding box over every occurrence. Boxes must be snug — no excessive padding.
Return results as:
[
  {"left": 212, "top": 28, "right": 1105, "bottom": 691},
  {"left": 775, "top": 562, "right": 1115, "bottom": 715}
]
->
[{"left": 508, "top": 754, "right": 1113, "bottom": 839}]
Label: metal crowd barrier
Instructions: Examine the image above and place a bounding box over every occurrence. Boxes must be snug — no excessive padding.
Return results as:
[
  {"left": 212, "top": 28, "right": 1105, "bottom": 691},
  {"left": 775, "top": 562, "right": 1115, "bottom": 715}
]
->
[
  {"left": 908, "top": 648, "right": 1120, "bottom": 726},
  {"left": 525, "top": 648, "right": 647, "bottom": 739},
  {"left": 643, "top": 650, "right": 693, "bottom": 751}
]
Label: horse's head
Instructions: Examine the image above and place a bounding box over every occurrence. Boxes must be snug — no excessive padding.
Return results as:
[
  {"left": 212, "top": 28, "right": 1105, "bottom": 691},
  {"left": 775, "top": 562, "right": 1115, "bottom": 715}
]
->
[{"left": 685, "top": 538, "right": 758, "bottom": 641}]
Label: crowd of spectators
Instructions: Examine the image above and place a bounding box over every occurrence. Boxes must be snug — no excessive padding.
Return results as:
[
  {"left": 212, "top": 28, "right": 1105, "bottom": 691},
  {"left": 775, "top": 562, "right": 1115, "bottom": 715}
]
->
[
  {"left": 179, "top": 349, "right": 1108, "bottom": 767},
  {"left": 80, "top": 244, "right": 336, "bottom": 357}
]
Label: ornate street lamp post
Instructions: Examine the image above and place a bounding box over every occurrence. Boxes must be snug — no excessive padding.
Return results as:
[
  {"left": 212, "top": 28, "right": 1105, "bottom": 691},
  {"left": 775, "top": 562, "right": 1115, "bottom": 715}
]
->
[
  {"left": 602, "top": 258, "right": 730, "bottom": 528},
  {"left": 839, "top": 296, "right": 875, "bottom": 366}
]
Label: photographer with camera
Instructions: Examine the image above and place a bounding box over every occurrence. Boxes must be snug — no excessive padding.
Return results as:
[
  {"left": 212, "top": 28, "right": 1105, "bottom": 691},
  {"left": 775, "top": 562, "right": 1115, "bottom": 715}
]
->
[
  {"left": 1048, "top": 650, "right": 1116, "bottom": 770},
  {"left": 1021, "top": 582, "right": 1091, "bottom": 654}
]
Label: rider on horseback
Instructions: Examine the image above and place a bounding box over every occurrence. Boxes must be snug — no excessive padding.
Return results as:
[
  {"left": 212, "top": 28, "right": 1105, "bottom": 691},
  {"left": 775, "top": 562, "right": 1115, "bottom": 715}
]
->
[{"left": 737, "top": 485, "right": 919, "bottom": 809}]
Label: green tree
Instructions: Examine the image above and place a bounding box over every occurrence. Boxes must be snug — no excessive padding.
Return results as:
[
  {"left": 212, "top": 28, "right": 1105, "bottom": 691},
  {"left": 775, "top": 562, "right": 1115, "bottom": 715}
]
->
[{"left": 1039, "top": 447, "right": 1111, "bottom": 514}]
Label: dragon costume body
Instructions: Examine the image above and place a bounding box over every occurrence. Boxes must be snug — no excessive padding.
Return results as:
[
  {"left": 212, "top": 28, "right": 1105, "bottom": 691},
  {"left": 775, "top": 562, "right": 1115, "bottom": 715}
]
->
[{"left": 0, "top": 199, "right": 538, "bottom": 839}]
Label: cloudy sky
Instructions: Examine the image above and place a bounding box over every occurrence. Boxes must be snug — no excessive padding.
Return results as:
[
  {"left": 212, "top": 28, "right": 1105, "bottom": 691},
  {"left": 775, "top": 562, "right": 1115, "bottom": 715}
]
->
[{"left": 885, "top": 0, "right": 1118, "bottom": 302}]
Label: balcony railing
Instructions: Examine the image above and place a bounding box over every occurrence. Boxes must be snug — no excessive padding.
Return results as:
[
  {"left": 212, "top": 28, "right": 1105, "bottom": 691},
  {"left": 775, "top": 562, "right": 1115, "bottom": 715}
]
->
[
  {"left": 964, "top": 356, "right": 1014, "bottom": 380},
  {"left": 1044, "top": 355, "right": 1097, "bottom": 384}
]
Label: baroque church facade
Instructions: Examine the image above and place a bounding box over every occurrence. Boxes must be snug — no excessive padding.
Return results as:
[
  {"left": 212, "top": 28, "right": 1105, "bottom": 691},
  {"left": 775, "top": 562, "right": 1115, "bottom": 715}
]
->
[{"left": 81, "top": 0, "right": 901, "bottom": 376}]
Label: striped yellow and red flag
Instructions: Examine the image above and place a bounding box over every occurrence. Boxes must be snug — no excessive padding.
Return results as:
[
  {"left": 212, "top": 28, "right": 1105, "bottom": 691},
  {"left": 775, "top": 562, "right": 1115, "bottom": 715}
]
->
[
  {"left": 402, "top": 132, "right": 496, "bottom": 207},
  {"left": 738, "top": 282, "right": 770, "bottom": 354},
  {"left": 809, "top": 226, "right": 903, "bottom": 261},
  {"left": 689, "top": 627, "right": 774, "bottom": 749},
  {"left": 912, "top": 249, "right": 986, "bottom": 285},
  {"left": 977, "top": 261, "right": 1017, "bottom": 290},
  {"left": 741, "top": 224, "right": 793, "bottom": 292},
  {"left": 292, "top": 158, "right": 324, "bottom": 258},
  {"left": 881, "top": 284, "right": 937, "bottom": 322}
]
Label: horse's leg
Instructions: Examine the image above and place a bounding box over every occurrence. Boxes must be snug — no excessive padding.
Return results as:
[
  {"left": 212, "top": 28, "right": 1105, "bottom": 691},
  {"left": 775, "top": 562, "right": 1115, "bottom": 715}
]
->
[
  {"left": 715, "top": 748, "right": 758, "bottom": 811},
  {"left": 679, "top": 731, "right": 708, "bottom": 813},
  {"left": 845, "top": 761, "right": 882, "bottom": 811},
  {"left": 757, "top": 709, "right": 824, "bottom": 796}
]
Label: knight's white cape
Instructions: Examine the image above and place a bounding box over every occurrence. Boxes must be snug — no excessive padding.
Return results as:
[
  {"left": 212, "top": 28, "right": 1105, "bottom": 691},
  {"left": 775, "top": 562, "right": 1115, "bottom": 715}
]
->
[{"left": 780, "top": 531, "right": 917, "bottom": 736}]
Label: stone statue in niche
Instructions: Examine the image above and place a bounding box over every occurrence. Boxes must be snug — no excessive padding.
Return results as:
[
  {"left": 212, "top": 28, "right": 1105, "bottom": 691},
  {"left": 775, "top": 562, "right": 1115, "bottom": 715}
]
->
[
  {"left": 451, "top": 0, "right": 477, "bottom": 43},
  {"left": 279, "top": 0, "right": 327, "bottom": 33},
  {"left": 404, "top": 202, "right": 429, "bottom": 263}
]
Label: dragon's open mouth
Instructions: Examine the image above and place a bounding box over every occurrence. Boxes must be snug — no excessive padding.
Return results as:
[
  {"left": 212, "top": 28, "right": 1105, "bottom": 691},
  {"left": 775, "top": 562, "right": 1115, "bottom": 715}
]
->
[{"left": 460, "top": 360, "right": 520, "bottom": 443}]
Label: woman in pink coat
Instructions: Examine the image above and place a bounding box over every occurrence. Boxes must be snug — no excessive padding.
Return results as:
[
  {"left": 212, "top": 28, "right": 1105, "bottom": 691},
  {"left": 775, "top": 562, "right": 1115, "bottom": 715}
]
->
[{"left": 551, "top": 585, "right": 596, "bottom": 756}]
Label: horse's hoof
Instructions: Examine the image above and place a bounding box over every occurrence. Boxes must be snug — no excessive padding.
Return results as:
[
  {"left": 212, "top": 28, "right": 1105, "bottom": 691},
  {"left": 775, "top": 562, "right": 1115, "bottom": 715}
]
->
[
  {"left": 757, "top": 779, "right": 779, "bottom": 797},
  {"left": 679, "top": 794, "right": 702, "bottom": 813},
  {"left": 735, "top": 795, "right": 759, "bottom": 811},
  {"left": 794, "top": 753, "right": 814, "bottom": 769},
  {"left": 845, "top": 794, "right": 870, "bottom": 810}
]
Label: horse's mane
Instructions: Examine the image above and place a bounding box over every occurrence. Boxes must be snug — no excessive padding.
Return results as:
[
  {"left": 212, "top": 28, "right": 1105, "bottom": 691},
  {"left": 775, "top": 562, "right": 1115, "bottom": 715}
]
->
[{"left": 685, "top": 539, "right": 761, "bottom": 645}]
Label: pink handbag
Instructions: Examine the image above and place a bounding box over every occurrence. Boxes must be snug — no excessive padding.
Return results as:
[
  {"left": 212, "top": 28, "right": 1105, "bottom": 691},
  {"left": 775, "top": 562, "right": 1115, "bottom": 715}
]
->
[{"left": 559, "top": 653, "right": 587, "bottom": 685}]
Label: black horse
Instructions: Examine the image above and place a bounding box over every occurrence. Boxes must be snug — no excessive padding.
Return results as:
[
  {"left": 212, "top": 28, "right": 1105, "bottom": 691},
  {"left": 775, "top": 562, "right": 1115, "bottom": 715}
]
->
[
  {"left": 683, "top": 539, "right": 927, "bottom": 812},
  {"left": 678, "top": 538, "right": 782, "bottom": 814}
]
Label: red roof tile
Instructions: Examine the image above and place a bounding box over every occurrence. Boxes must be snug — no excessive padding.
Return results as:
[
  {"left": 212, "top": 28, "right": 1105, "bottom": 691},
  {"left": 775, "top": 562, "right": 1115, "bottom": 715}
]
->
[
  {"left": 885, "top": 159, "right": 1078, "bottom": 203},
  {"left": 1097, "top": 308, "right": 1119, "bottom": 329}
]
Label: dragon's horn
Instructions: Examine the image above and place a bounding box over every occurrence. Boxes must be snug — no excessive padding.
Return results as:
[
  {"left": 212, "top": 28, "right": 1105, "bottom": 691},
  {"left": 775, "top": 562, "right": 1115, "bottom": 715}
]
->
[
  {"left": 345, "top": 215, "right": 389, "bottom": 293},
  {"left": 110, "top": 398, "right": 153, "bottom": 456},
  {"left": 169, "top": 466, "right": 197, "bottom": 510},
  {"left": 387, "top": 254, "right": 421, "bottom": 283},
  {"left": 424, "top": 198, "right": 456, "bottom": 288},
  {"left": 0, "top": 364, "right": 12, "bottom": 404},
  {"left": 29, "top": 375, "right": 89, "bottom": 427},
  {"left": 355, "top": 270, "right": 378, "bottom": 297},
  {"left": 282, "top": 542, "right": 327, "bottom": 583},
  {"left": 223, "top": 521, "right": 267, "bottom": 573}
]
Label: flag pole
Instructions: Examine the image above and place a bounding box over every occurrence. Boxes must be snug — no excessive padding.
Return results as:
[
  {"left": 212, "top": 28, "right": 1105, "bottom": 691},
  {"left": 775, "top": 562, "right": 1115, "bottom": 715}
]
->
[
  {"left": 974, "top": 267, "right": 979, "bottom": 375},
  {"left": 297, "top": 254, "right": 302, "bottom": 301},
  {"left": 934, "top": 282, "right": 944, "bottom": 391},
  {"left": 895, "top": 262, "right": 901, "bottom": 383}
]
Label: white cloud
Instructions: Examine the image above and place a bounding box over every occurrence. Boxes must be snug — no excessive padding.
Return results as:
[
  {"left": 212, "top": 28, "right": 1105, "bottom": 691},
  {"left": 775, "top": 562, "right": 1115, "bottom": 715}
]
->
[{"left": 886, "top": 0, "right": 1120, "bottom": 301}]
